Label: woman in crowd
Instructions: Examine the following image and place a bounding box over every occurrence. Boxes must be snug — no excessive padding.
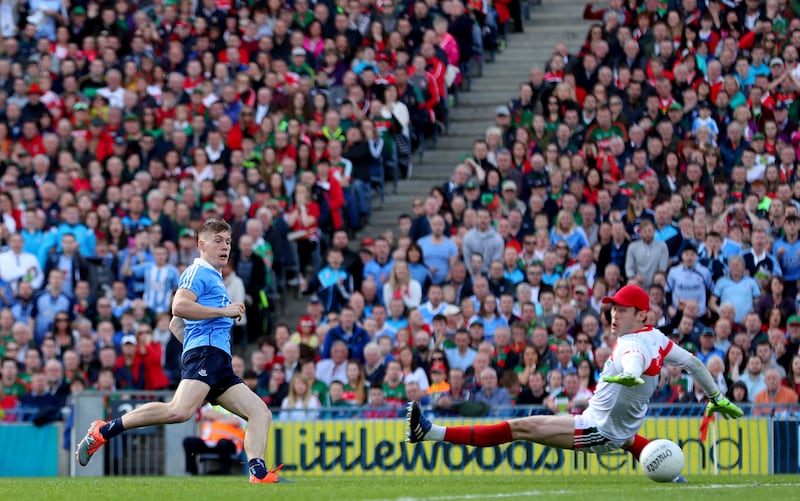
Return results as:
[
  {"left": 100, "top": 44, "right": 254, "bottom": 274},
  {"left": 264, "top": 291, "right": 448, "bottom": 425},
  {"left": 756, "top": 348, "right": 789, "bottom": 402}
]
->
[
  {"left": 280, "top": 374, "right": 321, "bottom": 421},
  {"left": 383, "top": 260, "right": 422, "bottom": 310},
  {"left": 398, "top": 345, "right": 429, "bottom": 392}
]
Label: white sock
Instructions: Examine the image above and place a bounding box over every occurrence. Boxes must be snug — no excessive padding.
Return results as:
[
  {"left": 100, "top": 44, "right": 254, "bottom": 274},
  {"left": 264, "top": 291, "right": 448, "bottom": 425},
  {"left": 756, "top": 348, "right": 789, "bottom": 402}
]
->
[{"left": 425, "top": 424, "right": 445, "bottom": 441}]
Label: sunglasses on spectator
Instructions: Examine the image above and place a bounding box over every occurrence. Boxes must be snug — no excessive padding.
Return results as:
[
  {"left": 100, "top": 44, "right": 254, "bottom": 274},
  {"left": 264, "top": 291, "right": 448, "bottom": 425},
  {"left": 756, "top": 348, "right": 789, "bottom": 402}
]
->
[{"left": 431, "top": 356, "right": 445, "bottom": 361}]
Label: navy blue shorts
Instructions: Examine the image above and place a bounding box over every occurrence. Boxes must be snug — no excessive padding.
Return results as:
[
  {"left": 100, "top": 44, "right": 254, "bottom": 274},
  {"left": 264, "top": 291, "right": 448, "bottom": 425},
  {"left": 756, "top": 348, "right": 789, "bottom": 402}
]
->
[{"left": 181, "top": 346, "right": 243, "bottom": 403}]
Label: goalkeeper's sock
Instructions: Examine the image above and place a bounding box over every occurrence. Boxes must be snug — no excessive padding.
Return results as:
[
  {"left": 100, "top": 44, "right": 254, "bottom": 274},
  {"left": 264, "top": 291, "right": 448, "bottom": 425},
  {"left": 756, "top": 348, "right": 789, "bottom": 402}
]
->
[
  {"left": 100, "top": 418, "right": 125, "bottom": 440},
  {"left": 444, "top": 422, "right": 513, "bottom": 447},
  {"left": 249, "top": 458, "right": 267, "bottom": 479},
  {"left": 623, "top": 434, "right": 650, "bottom": 461}
]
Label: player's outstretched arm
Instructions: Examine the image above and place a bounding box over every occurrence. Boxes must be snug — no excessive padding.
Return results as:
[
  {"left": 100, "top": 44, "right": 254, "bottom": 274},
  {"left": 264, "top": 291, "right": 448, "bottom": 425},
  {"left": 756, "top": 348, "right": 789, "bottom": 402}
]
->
[{"left": 667, "top": 343, "right": 743, "bottom": 419}]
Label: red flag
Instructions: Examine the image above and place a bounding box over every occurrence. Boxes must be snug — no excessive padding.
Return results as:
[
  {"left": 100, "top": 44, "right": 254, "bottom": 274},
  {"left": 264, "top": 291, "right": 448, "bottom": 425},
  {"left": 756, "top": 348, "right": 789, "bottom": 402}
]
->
[{"left": 699, "top": 413, "right": 715, "bottom": 442}]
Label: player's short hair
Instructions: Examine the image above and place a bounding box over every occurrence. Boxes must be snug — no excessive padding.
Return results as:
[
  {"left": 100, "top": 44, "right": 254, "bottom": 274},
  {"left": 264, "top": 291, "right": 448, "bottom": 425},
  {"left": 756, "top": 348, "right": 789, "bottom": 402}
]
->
[{"left": 198, "top": 219, "right": 232, "bottom": 239}]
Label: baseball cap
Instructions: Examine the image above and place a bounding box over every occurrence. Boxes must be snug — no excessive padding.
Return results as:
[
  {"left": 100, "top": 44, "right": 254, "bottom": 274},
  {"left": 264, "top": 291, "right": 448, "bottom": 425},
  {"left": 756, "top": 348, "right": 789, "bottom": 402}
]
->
[
  {"left": 72, "top": 6, "right": 86, "bottom": 15},
  {"left": 179, "top": 228, "right": 196, "bottom": 239},
  {"left": 788, "top": 314, "right": 800, "bottom": 325},
  {"left": 291, "top": 47, "right": 306, "bottom": 57},
  {"left": 376, "top": 53, "right": 390, "bottom": 62},
  {"left": 28, "top": 83, "right": 42, "bottom": 94},
  {"left": 698, "top": 101, "right": 712, "bottom": 109},
  {"left": 254, "top": 182, "right": 269, "bottom": 193},
  {"left": 464, "top": 180, "right": 479, "bottom": 190},
  {"left": 113, "top": 136, "right": 127, "bottom": 145},
  {"left": 309, "top": 295, "right": 322, "bottom": 304},
  {"left": 771, "top": 57, "right": 785, "bottom": 66},
  {"left": 601, "top": 284, "right": 650, "bottom": 312},
  {"left": 201, "top": 202, "right": 217, "bottom": 212},
  {"left": 574, "top": 285, "right": 588, "bottom": 295},
  {"left": 469, "top": 319, "right": 484, "bottom": 328},
  {"left": 495, "top": 105, "right": 511, "bottom": 116},
  {"left": 700, "top": 328, "right": 715, "bottom": 337},
  {"left": 90, "top": 117, "right": 105, "bottom": 127},
  {"left": 360, "top": 237, "right": 375, "bottom": 247},
  {"left": 431, "top": 361, "right": 447, "bottom": 373},
  {"left": 502, "top": 180, "right": 517, "bottom": 192},
  {"left": 668, "top": 101, "right": 683, "bottom": 111},
  {"left": 122, "top": 335, "right": 137, "bottom": 345},
  {"left": 73, "top": 102, "right": 89, "bottom": 111},
  {"left": 775, "top": 101, "right": 789, "bottom": 111},
  {"left": 752, "top": 132, "right": 766, "bottom": 140},
  {"left": 123, "top": 112, "right": 139, "bottom": 121}
]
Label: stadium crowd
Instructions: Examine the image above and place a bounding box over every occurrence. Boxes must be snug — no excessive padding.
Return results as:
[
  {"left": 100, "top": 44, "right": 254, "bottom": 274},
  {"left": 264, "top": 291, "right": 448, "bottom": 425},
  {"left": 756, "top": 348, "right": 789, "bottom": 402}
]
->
[{"left": 3, "top": 0, "right": 800, "bottom": 429}]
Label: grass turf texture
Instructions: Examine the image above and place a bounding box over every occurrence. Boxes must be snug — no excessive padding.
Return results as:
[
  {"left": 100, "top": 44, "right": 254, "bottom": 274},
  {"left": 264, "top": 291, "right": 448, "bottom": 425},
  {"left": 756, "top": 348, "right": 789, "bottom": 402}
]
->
[{"left": 1, "top": 475, "right": 799, "bottom": 501}]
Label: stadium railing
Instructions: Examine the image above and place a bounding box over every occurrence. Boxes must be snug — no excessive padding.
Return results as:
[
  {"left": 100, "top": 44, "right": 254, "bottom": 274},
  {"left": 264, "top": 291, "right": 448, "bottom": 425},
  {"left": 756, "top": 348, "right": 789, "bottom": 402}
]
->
[{"left": 3, "top": 392, "right": 798, "bottom": 477}]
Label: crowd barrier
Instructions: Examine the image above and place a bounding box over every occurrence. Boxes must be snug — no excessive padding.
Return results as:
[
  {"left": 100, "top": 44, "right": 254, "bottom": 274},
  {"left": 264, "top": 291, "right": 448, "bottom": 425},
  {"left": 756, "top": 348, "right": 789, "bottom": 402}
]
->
[{"left": 2, "top": 392, "right": 798, "bottom": 477}]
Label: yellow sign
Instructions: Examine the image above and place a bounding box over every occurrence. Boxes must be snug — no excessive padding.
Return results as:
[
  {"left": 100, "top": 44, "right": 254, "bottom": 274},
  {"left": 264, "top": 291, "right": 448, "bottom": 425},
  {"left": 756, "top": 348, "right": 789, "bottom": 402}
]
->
[{"left": 266, "top": 417, "right": 769, "bottom": 476}]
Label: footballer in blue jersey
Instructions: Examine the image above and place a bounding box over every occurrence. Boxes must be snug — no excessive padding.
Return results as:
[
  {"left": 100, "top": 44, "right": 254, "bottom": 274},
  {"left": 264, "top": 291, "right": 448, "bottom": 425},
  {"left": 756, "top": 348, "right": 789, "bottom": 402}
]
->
[{"left": 76, "top": 219, "right": 283, "bottom": 483}]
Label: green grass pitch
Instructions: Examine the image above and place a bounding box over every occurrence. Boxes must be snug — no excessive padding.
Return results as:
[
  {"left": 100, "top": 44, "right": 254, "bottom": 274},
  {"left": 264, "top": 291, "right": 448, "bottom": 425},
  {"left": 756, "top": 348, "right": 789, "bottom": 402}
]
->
[{"left": 2, "top": 475, "right": 800, "bottom": 501}]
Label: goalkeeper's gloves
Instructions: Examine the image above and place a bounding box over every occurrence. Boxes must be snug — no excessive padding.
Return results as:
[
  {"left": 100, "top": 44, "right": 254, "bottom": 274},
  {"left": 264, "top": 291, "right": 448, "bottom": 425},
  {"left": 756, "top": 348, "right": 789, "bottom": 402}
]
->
[
  {"left": 602, "top": 373, "right": 645, "bottom": 387},
  {"left": 705, "top": 391, "right": 744, "bottom": 419}
]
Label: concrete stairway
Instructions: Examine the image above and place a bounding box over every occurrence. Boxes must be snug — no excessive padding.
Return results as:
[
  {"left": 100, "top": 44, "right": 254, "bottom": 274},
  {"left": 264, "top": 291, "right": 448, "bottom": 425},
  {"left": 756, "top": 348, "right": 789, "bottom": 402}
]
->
[
  {"left": 368, "top": 0, "right": 591, "bottom": 230},
  {"left": 279, "top": 0, "right": 591, "bottom": 325}
]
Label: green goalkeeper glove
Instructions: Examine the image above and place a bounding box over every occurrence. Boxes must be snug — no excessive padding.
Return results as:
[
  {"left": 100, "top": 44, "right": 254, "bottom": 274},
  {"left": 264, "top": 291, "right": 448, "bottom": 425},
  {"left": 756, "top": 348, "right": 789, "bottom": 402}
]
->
[
  {"left": 602, "top": 373, "right": 645, "bottom": 387},
  {"left": 705, "top": 391, "right": 744, "bottom": 419}
]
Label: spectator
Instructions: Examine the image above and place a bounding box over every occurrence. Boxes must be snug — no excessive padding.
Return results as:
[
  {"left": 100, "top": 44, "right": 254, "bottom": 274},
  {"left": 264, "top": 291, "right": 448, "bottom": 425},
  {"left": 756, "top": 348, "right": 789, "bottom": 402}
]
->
[
  {"left": 624, "top": 218, "right": 669, "bottom": 288},
  {"left": 737, "top": 356, "right": 767, "bottom": 402},
  {"left": 666, "top": 244, "right": 713, "bottom": 318},
  {"left": 316, "top": 340, "right": 349, "bottom": 386},
  {"left": 321, "top": 306, "right": 369, "bottom": 363},
  {"left": 710, "top": 255, "right": 760, "bottom": 324},
  {"left": 383, "top": 260, "right": 422, "bottom": 310},
  {"left": 752, "top": 368, "right": 798, "bottom": 416},
  {"left": 473, "top": 367, "right": 511, "bottom": 414},
  {"left": 280, "top": 374, "right": 321, "bottom": 421},
  {"left": 462, "top": 208, "right": 504, "bottom": 275},
  {"left": 545, "top": 372, "right": 592, "bottom": 415}
]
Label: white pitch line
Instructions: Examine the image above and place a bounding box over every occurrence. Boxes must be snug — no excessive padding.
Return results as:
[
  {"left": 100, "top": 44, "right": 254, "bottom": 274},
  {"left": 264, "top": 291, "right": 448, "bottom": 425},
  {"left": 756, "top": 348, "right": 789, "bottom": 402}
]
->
[
  {"left": 646, "top": 482, "right": 800, "bottom": 491},
  {"left": 370, "top": 482, "right": 800, "bottom": 501},
  {"left": 370, "top": 490, "right": 575, "bottom": 501}
]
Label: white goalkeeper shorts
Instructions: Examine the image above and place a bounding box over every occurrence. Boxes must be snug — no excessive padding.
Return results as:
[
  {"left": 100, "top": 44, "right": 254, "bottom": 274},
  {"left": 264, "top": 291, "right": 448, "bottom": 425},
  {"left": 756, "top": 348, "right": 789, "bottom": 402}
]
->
[{"left": 573, "top": 413, "right": 626, "bottom": 453}]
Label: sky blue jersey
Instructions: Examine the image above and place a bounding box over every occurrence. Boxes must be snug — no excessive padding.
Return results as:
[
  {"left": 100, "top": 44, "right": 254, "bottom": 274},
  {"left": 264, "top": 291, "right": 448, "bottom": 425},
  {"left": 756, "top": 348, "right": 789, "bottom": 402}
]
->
[{"left": 178, "top": 258, "right": 233, "bottom": 356}]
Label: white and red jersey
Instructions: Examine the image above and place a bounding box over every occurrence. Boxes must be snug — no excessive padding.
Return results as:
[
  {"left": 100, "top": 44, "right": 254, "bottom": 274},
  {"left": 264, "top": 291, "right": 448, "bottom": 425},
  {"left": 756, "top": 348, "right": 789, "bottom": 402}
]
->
[{"left": 585, "top": 325, "right": 695, "bottom": 444}]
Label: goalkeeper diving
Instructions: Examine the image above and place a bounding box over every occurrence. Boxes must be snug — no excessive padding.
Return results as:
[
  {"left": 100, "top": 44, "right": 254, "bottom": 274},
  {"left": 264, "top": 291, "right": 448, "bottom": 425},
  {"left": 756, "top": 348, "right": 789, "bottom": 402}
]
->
[{"left": 407, "top": 285, "right": 742, "bottom": 482}]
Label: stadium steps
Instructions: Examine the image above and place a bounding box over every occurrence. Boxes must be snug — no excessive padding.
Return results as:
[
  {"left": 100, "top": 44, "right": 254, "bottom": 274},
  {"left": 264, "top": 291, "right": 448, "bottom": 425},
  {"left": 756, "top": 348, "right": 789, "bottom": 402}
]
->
[{"left": 277, "top": 0, "right": 590, "bottom": 326}]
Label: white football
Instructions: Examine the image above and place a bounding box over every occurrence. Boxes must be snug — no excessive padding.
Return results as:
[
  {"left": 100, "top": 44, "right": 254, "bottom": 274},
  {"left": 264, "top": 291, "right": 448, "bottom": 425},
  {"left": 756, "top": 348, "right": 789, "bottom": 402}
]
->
[{"left": 639, "top": 439, "right": 685, "bottom": 482}]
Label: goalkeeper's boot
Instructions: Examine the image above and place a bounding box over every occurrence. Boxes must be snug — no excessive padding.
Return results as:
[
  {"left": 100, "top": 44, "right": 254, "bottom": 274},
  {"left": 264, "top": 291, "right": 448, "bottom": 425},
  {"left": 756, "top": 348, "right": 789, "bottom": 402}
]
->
[
  {"left": 75, "top": 420, "right": 108, "bottom": 466},
  {"left": 406, "top": 401, "right": 432, "bottom": 443},
  {"left": 673, "top": 475, "right": 688, "bottom": 483},
  {"left": 250, "top": 464, "right": 286, "bottom": 483}
]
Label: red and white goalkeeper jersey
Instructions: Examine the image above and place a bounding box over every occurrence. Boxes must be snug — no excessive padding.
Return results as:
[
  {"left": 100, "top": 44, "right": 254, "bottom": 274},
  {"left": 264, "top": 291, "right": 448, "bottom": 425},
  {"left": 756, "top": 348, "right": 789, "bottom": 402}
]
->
[{"left": 584, "top": 326, "right": 696, "bottom": 443}]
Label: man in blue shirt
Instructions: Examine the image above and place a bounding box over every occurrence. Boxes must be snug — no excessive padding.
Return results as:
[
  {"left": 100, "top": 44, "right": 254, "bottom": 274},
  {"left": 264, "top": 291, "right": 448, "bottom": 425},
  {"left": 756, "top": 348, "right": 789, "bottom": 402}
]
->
[
  {"left": 773, "top": 214, "right": 800, "bottom": 295},
  {"left": 75, "top": 220, "right": 283, "bottom": 483}
]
